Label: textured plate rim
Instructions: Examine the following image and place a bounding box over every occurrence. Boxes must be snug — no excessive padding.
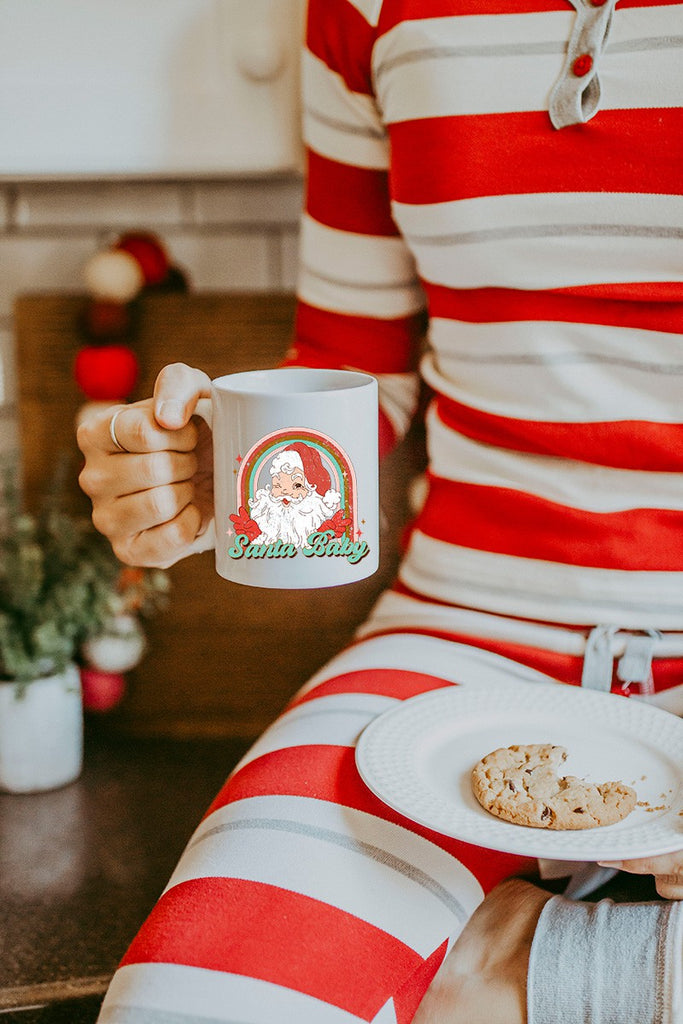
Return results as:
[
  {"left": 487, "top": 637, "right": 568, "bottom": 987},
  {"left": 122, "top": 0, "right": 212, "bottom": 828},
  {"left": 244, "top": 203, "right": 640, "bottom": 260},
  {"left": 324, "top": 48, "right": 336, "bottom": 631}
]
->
[{"left": 355, "top": 681, "right": 683, "bottom": 860}]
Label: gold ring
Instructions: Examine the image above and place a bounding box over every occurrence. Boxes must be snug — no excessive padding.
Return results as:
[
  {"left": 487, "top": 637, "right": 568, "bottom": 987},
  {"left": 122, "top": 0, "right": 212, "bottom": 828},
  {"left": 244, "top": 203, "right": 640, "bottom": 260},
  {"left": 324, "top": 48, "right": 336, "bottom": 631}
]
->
[{"left": 109, "top": 409, "right": 129, "bottom": 453}]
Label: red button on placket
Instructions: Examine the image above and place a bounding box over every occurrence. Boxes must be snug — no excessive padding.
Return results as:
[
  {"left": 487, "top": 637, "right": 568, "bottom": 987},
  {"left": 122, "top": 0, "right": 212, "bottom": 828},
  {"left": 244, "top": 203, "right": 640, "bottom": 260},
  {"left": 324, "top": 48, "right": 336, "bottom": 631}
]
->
[{"left": 572, "top": 53, "right": 594, "bottom": 77}]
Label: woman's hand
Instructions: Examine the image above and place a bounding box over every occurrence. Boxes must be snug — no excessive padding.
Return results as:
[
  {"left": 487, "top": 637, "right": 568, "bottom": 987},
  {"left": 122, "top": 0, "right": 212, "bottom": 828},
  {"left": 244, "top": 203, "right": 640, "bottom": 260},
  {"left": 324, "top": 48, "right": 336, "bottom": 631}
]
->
[
  {"left": 77, "top": 363, "right": 214, "bottom": 569},
  {"left": 599, "top": 851, "right": 683, "bottom": 899}
]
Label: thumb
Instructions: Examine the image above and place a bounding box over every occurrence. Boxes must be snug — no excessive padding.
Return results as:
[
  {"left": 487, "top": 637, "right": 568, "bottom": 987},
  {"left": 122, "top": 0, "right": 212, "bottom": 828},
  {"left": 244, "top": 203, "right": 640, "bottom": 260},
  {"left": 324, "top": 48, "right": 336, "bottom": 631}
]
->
[{"left": 153, "top": 362, "right": 212, "bottom": 429}]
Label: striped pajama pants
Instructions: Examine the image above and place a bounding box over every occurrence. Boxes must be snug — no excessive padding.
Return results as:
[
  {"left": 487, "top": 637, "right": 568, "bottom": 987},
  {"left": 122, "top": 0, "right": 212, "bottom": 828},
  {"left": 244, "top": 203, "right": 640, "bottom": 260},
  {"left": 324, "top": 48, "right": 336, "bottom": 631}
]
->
[{"left": 95, "top": 626, "right": 683, "bottom": 1024}]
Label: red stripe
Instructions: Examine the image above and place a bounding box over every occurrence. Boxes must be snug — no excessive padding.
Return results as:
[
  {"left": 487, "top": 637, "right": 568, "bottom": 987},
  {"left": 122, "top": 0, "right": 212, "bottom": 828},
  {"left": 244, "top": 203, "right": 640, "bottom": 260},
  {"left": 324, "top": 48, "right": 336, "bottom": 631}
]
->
[
  {"left": 416, "top": 475, "right": 683, "bottom": 570},
  {"left": 377, "top": 0, "right": 677, "bottom": 32},
  {"left": 425, "top": 283, "right": 683, "bottom": 334},
  {"left": 394, "top": 939, "right": 449, "bottom": 1024},
  {"left": 389, "top": 108, "right": 683, "bottom": 203},
  {"left": 207, "top": 743, "right": 536, "bottom": 890},
  {"left": 289, "top": 300, "right": 423, "bottom": 374},
  {"left": 435, "top": 394, "right": 683, "bottom": 472},
  {"left": 379, "top": 406, "right": 399, "bottom": 458},
  {"left": 306, "top": 0, "right": 376, "bottom": 95},
  {"left": 307, "top": 151, "right": 399, "bottom": 237},
  {"left": 287, "top": 667, "right": 454, "bottom": 709},
  {"left": 560, "top": 281, "right": 683, "bottom": 303},
  {"left": 121, "top": 876, "right": 422, "bottom": 1020},
  {"left": 378, "top": 0, "right": 568, "bottom": 28}
]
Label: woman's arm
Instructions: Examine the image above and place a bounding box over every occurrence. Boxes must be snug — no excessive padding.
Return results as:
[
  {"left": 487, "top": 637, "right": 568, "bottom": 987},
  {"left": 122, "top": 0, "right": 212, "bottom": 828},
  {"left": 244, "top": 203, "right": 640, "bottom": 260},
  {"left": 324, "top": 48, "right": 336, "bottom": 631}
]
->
[{"left": 287, "top": 0, "right": 426, "bottom": 457}]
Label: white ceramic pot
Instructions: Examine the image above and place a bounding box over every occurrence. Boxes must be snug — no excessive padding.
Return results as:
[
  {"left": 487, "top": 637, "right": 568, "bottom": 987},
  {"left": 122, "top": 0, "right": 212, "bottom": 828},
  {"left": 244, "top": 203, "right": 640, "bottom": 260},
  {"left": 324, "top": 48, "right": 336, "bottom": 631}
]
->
[{"left": 0, "top": 664, "right": 83, "bottom": 794}]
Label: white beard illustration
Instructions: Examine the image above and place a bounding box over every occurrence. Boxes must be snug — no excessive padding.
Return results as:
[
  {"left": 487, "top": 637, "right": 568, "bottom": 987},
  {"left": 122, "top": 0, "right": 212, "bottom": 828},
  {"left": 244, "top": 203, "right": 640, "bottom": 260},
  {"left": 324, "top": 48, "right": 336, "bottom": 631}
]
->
[{"left": 249, "top": 488, "right": 341, "bottom": 547}]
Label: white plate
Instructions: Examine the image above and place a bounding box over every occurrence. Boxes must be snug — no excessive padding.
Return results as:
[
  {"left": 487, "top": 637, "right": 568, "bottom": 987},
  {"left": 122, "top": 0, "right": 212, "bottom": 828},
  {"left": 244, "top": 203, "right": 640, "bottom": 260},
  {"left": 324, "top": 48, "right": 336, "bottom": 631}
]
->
[{"left": 355, "top": 681, "right": 683, "bottom": 861}]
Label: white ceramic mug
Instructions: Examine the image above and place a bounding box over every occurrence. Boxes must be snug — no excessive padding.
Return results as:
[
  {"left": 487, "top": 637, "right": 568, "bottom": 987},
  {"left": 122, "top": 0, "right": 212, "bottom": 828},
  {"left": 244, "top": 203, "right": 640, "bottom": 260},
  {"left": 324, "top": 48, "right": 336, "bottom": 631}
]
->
[{"left": 195, "top": 367, "right": 379, "bottom": 589}]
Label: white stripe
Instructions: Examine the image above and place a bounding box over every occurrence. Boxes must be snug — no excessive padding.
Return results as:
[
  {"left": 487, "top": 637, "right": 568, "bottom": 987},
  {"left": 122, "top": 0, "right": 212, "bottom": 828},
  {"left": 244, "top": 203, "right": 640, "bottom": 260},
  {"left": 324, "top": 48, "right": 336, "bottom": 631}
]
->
[
  {"left": 303, "top": 51, "right": 389, "bottom": 170},
  {"left": 424, "top": 402, "right": 683, "bottom": 512},
  {"left": 165, "top": 795, "right": 482, "bottom": 955},
  {"left": 372, "top": 10, "right": 683, "bottom": 120},
  {"left": 393, "top": 191, "right": 683, "bottom": 242},
  {"left": 346, "top": 0, "right": 382, "bottom": 26},
  {"left": 377, "top": 371, "right": 421, "bottom": 440},
  {"left": 608, "top": 3, "right": 683, "bottom": 44},
  {"left": 359, "top": 589, "right": 683, "bottom": 658},
  {"left": 427, "top": 319, "right": 683, "bottom": 425},
  {"left": 400, "top": 531, "right": 683, "bottom": 629},
  {"left": 195, "top": 795, "right": 482, "bottom": 910},
  {"left": 294, "top": 631, "right": 556, "bottom": 701},
  {"left": 412, "top": 228, "right": 683, "bottom": 292},
  {"left": 297, "top": 214, "right": 424, "bottom": 318},
  {"left": 589, "top": 48, "right": 683, "bottom": 111},
  {"left": 373, "top": 12, "right": 572, "bottom": 119},
  {"left": 100, "top": 962, "right": 361, "bottom": 1024},
  {"left": 373, "top": 1000, "right": 399, "bottom": 1023},
  {"left": 233, "top": 692, "right": 396, "bottom": 771}
]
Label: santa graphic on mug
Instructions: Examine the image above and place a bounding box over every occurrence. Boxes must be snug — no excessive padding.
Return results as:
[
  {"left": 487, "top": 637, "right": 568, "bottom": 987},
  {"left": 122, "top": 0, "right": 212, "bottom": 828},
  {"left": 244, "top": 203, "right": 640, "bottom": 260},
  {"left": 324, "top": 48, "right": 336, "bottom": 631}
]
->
[{"left": 230, "top": 441, "right": 351, "bottom": 548}]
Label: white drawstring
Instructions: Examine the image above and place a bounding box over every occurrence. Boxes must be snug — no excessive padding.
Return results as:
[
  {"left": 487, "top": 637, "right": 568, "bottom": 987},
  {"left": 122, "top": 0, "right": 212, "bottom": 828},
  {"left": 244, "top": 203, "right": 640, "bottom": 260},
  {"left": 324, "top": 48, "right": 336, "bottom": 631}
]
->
[
  {"left": 581, "top": 625, "right": 662, "bottom": 694},
  {"left": 616, "top": 630, "right": 661, "bottom": 696},
  {"left": 580, "top": 624, "right": 618, "bottom": 691}
]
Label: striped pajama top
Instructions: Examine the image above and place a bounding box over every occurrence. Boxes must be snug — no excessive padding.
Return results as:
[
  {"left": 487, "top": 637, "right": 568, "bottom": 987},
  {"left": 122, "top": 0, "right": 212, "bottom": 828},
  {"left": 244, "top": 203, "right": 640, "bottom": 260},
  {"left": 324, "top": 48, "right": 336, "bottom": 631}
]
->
[{"left": 287, "top": 0, "right": 683, "bottom": 672}]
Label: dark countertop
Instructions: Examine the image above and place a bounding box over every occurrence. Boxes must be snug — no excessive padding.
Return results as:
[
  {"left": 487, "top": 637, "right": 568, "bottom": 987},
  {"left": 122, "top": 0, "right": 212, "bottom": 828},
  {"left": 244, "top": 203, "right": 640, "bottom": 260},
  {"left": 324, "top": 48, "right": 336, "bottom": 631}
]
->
[{"left": 0, "top": 724, "right": 251, "bottom": 1022}]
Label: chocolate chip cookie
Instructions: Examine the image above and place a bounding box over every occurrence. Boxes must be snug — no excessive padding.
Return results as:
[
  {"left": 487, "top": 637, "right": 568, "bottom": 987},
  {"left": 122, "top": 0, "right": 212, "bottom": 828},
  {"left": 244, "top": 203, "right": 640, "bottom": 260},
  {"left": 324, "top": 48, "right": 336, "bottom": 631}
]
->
[{"left": 471, "top": 743, "right": 637, "bottom": 830}]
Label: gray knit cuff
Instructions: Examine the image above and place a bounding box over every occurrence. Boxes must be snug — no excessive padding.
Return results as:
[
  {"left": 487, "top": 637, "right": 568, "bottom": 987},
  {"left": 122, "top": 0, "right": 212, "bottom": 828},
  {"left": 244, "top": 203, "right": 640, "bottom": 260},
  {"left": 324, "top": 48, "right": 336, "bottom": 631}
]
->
[{"left": 527, "top": 894, "right": 683, "bottom": 1024}]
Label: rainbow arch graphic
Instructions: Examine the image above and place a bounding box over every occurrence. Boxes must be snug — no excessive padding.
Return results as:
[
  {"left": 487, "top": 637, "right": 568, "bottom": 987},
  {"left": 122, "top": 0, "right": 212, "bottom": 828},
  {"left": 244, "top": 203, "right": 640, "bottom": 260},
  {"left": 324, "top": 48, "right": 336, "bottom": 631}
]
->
[{"left": 236, "top": 428, "right": 358, "bottom": 537}]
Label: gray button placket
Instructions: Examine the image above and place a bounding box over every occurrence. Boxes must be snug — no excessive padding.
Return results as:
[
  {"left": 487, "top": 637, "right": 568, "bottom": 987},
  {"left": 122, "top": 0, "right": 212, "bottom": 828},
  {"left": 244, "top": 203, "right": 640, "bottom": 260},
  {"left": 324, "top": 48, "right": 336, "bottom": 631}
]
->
[{"left": 548, "top": 0, "right": 617, "bottom": 129}]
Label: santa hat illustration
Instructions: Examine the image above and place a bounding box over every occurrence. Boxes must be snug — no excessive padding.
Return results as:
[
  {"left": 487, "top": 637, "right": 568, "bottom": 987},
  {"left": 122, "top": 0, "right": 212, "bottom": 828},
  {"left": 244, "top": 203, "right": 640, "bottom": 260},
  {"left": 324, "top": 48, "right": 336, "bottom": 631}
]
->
[{"left": 271, "top": 442, "right": 341, "bottom": 508}]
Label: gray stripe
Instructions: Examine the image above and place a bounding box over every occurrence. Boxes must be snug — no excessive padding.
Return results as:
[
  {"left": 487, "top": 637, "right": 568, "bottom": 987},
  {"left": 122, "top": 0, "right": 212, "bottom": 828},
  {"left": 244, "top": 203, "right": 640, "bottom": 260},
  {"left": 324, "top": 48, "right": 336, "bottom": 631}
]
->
[
  {"left": 301, "top": 262, "right": 418, "bottom": 292},
  {"left": 375, "top": 33, "right": 683, "bottom": 82},
  {"left": 407, "top": 222, "right": 683, "bottom": 247},
  {"left": 375, "top": 40, "right": 566, "bottom": 81},
  {"left": 305, "top": 105, "right": 385, "bottom": 140},
  {"left": 441, "top": 350, "right": 683, "bottom": 375},
  {"left": 99, "top": 1008, "right": 250, "bottom": 1024},
  {"left": 609, "top": 33, "right": 683, "bottom": 53},
  {"left": 189, "top": 817, "right": 469, "bottom": 923}
]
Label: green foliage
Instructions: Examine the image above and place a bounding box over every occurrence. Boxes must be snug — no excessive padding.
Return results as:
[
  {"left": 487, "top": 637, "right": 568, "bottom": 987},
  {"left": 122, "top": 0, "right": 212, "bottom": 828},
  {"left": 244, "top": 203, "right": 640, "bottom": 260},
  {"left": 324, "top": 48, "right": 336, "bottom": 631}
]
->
[{"left": 0, "top": 473, "right": 168, "bottom": 683}]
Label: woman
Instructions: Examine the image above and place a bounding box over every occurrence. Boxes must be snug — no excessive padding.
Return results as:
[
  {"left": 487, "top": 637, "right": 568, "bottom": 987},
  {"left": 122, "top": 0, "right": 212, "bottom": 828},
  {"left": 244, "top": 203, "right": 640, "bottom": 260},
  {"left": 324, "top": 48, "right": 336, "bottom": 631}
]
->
[{"left": 78, "top": 0, "right": 683, "bottom": 1020}]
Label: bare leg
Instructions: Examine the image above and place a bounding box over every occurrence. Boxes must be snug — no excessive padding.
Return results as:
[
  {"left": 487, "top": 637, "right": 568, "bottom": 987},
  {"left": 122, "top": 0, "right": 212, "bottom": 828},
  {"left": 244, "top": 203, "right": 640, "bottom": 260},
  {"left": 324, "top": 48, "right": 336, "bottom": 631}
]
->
[{"left": 413, "top": 879, "right": 553, "bottom": 1024}]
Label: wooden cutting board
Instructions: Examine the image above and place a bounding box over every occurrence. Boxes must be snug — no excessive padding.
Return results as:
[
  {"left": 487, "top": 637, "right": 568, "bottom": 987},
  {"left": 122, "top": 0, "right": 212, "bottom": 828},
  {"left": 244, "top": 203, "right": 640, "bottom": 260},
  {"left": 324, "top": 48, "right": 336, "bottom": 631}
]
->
[{"left": 16, "top": 292, "right": 425, "bottom": 738}]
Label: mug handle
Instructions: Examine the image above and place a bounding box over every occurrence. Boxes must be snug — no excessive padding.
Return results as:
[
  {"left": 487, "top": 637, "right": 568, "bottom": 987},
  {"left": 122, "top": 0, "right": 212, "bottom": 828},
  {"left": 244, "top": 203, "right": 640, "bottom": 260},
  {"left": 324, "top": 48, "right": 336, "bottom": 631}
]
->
[{"left": 181, "top": 397, "right": 216, "bottom": 558}]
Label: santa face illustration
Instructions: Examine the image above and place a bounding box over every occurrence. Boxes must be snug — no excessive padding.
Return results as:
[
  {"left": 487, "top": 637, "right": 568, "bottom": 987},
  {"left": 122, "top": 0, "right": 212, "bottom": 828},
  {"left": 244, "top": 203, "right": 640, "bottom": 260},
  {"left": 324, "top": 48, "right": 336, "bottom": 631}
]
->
[{"left": 241, "top": 442, "right": 344, "bottom": 548}]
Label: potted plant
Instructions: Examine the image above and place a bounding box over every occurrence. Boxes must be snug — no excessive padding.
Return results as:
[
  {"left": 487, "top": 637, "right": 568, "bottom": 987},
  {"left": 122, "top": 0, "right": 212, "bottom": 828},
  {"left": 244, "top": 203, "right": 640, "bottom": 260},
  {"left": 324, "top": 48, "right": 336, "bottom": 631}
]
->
[{"left": 0, "top": 476, "right": 168, "bottom": 793}]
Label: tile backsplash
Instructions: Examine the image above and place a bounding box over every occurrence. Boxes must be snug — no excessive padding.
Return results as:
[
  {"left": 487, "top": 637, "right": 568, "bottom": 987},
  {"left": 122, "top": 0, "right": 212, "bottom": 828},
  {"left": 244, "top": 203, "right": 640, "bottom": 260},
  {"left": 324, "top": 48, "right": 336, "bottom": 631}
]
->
[{"left": 0, "top": 175, "right": 303, "bottom": 470}]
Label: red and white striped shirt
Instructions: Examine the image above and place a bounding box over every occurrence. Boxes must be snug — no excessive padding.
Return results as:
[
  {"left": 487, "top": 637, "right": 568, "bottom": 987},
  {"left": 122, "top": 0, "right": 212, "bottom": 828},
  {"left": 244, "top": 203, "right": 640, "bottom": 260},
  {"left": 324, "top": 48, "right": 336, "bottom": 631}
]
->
[{"left": 288, "top": 0, "right": 683, "bottom": 655}]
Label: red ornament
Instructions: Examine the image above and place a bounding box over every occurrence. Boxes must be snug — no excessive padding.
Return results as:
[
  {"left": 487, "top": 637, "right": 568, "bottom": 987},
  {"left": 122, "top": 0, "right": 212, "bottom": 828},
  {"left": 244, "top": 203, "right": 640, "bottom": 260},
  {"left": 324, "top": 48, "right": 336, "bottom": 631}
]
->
[
  {"left": 74, "top": 344, "right": 139, "bottom": 402},
  {"left": 115, "top": 232, "right": 169, "bottom": 286},
  {"left": 81, "top": 667, "right": 126, "bottom": 713}
]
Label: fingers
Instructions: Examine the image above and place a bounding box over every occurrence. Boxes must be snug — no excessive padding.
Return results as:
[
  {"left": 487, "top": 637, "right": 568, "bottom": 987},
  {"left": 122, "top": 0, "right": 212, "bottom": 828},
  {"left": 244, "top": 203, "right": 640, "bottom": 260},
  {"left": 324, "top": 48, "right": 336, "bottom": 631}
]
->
[
  {"left": 92, "top": 479, "right": 195, "bottom": 538},
  {"left": 78, "top": 399, "right": 198, "bottom": 458},
  {"left": 153, "top": 362, "right": 212, "bottom": 429},
  {"left": 76, "top": 363, "right": 215, "bottom": 569},
  {"left": 599, "top": 852, "right": 683, "bottom": 876},
  {"left": 81, "top": 449, "right": 198, "bottom": 503},
  {"left": 654, "top": 876, "right": 683, "bottom": 900},
  {"left": 112, "top": 502, "right": 205, "bottom": 570},
  {"left": 598, "top": 852, "right": 683, "bottom": 900}
]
